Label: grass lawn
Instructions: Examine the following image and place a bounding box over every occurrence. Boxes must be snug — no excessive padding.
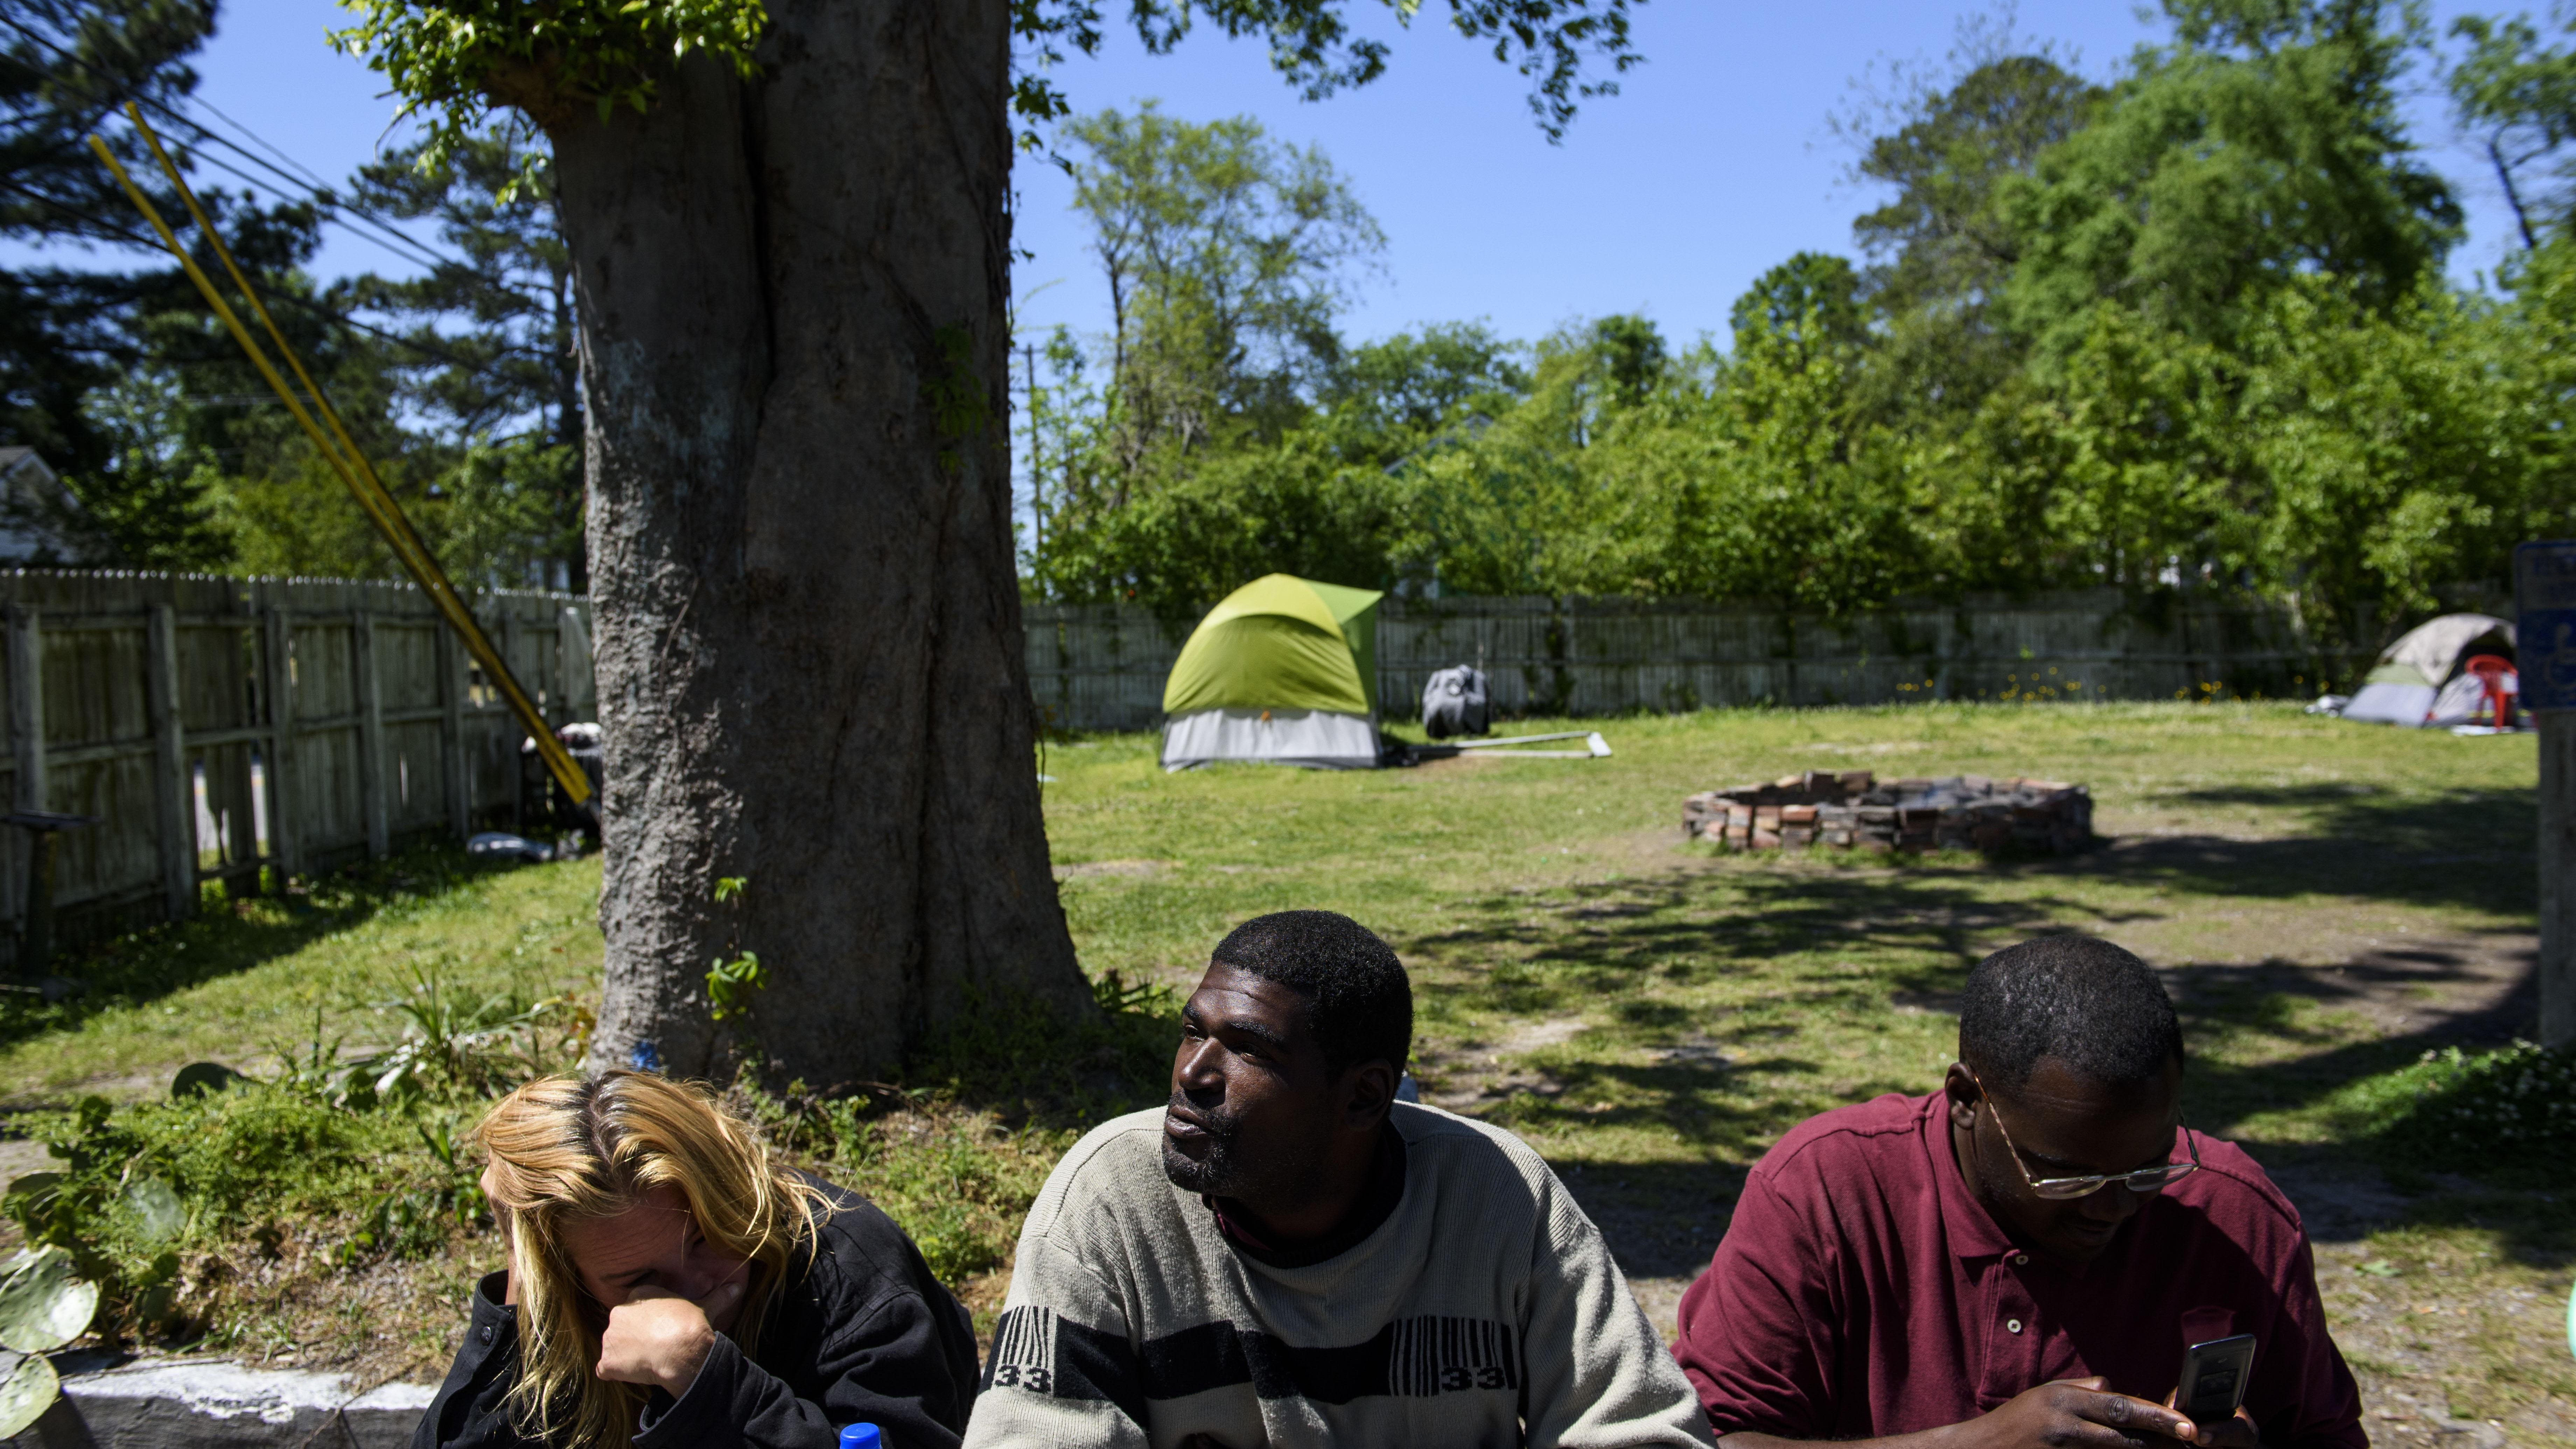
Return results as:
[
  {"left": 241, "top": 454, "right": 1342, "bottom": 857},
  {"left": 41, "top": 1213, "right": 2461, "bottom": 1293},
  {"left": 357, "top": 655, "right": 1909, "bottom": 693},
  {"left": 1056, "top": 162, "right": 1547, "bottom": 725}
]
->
[{"left": 1, "top": 701, "right": 2566, "bottom": 1445}]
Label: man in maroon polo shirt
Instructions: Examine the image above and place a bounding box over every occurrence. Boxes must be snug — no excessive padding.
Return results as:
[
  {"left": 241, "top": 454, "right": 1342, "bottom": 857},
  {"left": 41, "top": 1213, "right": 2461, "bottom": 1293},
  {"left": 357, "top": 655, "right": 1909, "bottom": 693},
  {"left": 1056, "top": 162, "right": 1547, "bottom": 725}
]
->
[{"left": 1673, "top": 936, "right": 2365, "bottom": 1449}]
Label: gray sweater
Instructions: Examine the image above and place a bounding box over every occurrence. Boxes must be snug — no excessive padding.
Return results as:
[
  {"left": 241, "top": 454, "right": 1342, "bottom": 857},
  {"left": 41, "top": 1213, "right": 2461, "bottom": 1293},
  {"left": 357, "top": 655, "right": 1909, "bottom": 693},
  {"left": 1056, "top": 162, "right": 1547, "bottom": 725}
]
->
[{"left": 961, "top": 1102, "right": 1716, "bottom": 1449}]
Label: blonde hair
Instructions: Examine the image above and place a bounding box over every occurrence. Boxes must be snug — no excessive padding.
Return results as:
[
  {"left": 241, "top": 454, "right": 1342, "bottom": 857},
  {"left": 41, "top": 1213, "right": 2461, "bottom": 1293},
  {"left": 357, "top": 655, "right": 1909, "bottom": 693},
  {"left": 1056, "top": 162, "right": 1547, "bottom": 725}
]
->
[{"left": 475, "top": 1071, "right": 831, "bottom": 1449}]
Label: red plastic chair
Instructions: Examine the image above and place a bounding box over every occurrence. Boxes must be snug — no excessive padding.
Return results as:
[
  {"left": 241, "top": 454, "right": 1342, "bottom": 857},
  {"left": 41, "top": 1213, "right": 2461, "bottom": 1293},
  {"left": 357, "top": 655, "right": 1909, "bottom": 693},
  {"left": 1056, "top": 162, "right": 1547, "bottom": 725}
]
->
[{"left": 2464, "top": 654, "right": 2517, "bottom": 729}]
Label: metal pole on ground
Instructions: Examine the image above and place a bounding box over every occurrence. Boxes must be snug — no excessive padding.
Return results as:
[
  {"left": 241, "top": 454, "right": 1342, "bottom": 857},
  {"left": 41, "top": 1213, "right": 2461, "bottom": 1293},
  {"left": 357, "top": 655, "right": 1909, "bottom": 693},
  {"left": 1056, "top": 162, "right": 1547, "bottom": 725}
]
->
[{"left": 2515, "top": 541, "right": 2576, "bottom": 1048}]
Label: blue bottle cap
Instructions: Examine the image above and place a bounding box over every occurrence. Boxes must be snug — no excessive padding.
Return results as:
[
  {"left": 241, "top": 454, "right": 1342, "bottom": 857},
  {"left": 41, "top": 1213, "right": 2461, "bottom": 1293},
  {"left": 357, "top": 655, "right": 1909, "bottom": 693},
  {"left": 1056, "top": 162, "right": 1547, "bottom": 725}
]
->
[{"left": 839, "top": 1426, "right": 882, "bottom": 1449}]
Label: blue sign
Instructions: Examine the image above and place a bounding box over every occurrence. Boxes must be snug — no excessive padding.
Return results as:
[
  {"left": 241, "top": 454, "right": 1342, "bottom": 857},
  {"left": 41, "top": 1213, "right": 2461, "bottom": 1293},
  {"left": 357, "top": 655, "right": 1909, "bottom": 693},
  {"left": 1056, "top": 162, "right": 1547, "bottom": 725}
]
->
[{"left": 2516, "top": 541, "right": 2576, "bottom": 711}]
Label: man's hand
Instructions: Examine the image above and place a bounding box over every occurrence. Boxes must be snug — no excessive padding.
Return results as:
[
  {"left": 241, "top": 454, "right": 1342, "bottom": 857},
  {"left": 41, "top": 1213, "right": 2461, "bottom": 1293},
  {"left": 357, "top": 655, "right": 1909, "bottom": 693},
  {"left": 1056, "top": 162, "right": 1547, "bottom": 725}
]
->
[
  {"left": 2163, "top": 1387, "right": 2260, "bottom": 1449},
  {"left": 1962, "top": 1377, "right": 2204, "bottom": 1449},
  {"left": 595, "top": 1280, "right": 745, "bottom": 1398}
]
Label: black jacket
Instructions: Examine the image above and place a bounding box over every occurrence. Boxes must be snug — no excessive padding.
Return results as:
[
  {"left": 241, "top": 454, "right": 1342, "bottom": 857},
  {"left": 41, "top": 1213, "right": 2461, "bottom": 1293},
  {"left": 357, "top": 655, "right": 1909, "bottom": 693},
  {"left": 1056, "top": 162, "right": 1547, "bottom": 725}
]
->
[{"left": 412, "top": 1183, "right": 980, "bottom": 1449}]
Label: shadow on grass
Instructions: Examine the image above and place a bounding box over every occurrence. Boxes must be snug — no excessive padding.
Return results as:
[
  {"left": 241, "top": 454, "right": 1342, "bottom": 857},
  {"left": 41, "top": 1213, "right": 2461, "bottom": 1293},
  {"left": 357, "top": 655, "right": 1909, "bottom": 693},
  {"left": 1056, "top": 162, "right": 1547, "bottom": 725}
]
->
[
  {"left": 1555, "top": 1157, "right": 1749, "bottom": 1279},
  {"left": 1494, "top": 1053, "right": 1848, "bottom": 1278},
  {"left": 0, "top": 842, "right": 520, "bottom": 1057},
  {"left": 1401, "top": 820, "right": 2557, "bottom": 1267},
  {"left": 1415, "top": 865, "right": 2089, "bottom": 1015},
  {"left": 2113, "top": 784, "right": 2535, "bottom": 917},
  {"left": 898, "top": 978, "right": 1180, "bottom": 1130}
]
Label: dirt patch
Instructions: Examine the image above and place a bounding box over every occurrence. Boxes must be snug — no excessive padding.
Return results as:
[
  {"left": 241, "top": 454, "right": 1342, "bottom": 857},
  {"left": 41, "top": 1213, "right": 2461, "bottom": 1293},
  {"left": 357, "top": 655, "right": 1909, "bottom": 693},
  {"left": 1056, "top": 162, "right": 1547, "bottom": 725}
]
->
[
  {"left": 960, "top": 1267, "right": 1012, "bottom": 1354},
  {"left": 1652, "top": 1034, "right": 1733, "bottom": 1070},
  {"left": 1416, "top": 1016, "right": 1589, "bottom": 1110},
  {"left": 1885, "top": 930, "right": 2533, "bottom": 1052},
  {"left": 1404, "top": 750, "right": 1530, "bottom": 772},
  {"left": 1630, "top": 1275, "right": 1689, "bottom": 1343},
  {"left": 1052, "top": 859, "right": 1171, "bottom": 881},
  {"left": 0, "top": 1136, "right": 53, "bottom": 1185},
  {"left": 1787, "top": 742, "right": 1938, "bottom": 758},
  {"left": 2311, "top": 1232, "right": 2576, "bottom": 1448},
  {"left": 2155, "top": 935, "right": 2537, "bottom": 1048}
]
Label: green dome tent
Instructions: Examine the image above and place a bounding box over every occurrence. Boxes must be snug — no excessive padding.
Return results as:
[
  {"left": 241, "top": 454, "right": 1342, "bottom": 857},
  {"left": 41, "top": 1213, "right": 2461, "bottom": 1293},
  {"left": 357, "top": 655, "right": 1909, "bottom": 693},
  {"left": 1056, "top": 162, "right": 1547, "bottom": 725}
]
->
[{"left": 1160, "top": 574, "right": 1384, "bottom": 770}]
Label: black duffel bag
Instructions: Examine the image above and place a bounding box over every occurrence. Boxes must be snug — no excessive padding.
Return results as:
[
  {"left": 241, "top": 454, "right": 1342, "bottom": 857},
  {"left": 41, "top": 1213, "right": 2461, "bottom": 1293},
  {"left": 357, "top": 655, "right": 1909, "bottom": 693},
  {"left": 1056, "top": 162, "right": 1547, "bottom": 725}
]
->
[{"left": 1421, "top": 665, "right": 1491, "bottom": 740}]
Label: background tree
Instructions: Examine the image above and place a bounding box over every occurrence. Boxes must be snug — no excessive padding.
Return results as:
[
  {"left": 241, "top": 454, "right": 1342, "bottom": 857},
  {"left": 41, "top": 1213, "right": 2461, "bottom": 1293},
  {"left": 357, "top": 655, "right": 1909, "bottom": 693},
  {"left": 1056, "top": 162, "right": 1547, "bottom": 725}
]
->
[
  {"left": 330, "top": 0, "right": 1646, "bottom": 1084},
  {"left": 349, "top": 125, "right": 587, "bottom": 589},
  {"left": 2449, "top": 7, "right": 2576, "bottom": 246},
  {"left": 2003, "top": 0, "right": 2460, "bottom": 350},
  {"left": 0, "top": 0, "right": 221, "bottom": 561},
  {"left": 1841, "top": 40, "right": 2100, "bottom": 425},
  {"left": 1063, "top": 104, "right": 1381, "bottom": 481}
]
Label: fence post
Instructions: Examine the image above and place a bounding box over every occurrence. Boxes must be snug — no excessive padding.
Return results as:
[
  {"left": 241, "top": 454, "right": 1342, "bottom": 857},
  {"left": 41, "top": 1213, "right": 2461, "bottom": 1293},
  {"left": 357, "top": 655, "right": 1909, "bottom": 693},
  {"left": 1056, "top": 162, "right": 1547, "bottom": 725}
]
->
[
  {"left": 261, "top": 604, "right": 299, "bottom": 881},
  {"left": 145, "top": 604, "right": 193, "bottom": 921},
  {"left": 438, "top": 623, "right": 470, "bottom": 840},
  {"left": 353, "top": 609, "right": 390, "bottom": 860},
  {"left": 556, "top": 604, "right": 583, "bottom": 723},
  {"left": 8, "top": 606, "right": 42, "bottom": 969},
  {"left": 8, "top": 607, "right": 42, "bottom": 820}
]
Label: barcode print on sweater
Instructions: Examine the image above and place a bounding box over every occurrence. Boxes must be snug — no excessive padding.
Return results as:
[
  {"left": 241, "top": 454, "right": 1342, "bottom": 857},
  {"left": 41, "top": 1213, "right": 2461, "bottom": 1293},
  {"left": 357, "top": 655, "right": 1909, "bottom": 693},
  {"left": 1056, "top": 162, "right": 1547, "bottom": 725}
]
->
[
  {"left": 983, "top": 1306, "right": 1060, "bottom": 1394},
  {"left": 984, "top": 1307, "right": 1521, "bottom": 1414},
  {"left": 1386, "top": 1315, "right": 1520, "bottom": 1396}
]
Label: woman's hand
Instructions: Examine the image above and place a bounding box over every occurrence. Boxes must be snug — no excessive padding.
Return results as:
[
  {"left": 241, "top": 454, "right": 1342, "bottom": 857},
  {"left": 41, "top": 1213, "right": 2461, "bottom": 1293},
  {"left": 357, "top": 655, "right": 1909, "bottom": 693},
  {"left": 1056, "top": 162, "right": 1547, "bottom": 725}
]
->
[{"left": 595, "top": 1280, "right": 746, "bottom": 1398}]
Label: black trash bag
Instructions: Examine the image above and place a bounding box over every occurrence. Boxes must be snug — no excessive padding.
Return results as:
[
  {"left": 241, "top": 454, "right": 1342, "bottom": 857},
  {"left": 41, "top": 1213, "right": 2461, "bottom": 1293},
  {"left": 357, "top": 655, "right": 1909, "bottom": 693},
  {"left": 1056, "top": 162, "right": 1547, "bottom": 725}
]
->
[
  {"left": 1421, "top": 665, "right": 1491, "bottom": 740},
  {"left": 521, "top": 722, "right": 605, "bottom": 836}
]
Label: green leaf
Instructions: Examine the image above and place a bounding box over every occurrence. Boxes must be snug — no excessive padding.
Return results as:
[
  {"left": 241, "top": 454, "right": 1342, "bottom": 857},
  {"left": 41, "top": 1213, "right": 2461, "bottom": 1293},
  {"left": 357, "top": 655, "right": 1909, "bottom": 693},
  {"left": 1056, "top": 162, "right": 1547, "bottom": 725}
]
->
[
  {"left": 2358, "top": 1259, "right": 2400, "bottom": 1278},
  {"left": 123, "top": 1178, "right": 185, "bottom": 1246},
  {"left": 0, "top": 1247, "right": 97, "bottom": 1353},
  {"left": 4, "top": 1174, "right": 61, "bottom": 1203},
  {"left": 171, "top": 1061, "right": 244, "bottom": 1100},
  {"left": 0, "top": 1350, "right": 59, "bottom": 1439}
]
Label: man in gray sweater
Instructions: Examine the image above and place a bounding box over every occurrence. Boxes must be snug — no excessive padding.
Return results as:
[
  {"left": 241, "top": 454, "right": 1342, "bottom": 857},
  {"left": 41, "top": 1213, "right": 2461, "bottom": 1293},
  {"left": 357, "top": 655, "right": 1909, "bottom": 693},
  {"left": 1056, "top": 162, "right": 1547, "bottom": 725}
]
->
[{"left": 963, "top": 910, "right": 1714, "bottom": 1449}]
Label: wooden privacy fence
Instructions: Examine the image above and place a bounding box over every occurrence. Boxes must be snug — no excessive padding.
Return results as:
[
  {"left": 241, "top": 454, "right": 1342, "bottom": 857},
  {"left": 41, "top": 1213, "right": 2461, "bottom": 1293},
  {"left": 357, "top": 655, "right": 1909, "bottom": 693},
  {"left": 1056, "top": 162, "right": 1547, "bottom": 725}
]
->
[
  {"left": 0, "top": 572, "right": 594, "bottom": 962},
  {"left": 1023, "top": 588, "right": 2373, "bottom": 734}
]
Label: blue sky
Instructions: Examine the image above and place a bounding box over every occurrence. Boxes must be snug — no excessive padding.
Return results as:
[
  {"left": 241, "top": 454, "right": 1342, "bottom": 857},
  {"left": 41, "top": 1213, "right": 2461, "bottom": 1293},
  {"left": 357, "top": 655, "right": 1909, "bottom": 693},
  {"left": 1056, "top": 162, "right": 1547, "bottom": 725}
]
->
[{"left": 29, "top": 0, "right": 2537, "bottom": 352}]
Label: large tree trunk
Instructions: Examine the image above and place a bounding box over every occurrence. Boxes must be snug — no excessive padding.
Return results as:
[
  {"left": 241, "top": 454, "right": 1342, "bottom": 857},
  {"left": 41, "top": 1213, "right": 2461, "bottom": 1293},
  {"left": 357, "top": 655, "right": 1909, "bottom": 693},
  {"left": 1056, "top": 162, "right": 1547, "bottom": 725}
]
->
[{"left": 548, "top": 0, "right": 1090, "bottom": 1085}]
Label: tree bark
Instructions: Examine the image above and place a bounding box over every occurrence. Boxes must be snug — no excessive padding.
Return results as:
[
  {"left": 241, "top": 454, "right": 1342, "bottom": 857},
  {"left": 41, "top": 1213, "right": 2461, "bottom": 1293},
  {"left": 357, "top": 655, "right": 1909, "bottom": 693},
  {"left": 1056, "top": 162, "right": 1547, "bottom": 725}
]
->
[{"left": 550, "top": 0, "right": 1090, "bottom": 1085}]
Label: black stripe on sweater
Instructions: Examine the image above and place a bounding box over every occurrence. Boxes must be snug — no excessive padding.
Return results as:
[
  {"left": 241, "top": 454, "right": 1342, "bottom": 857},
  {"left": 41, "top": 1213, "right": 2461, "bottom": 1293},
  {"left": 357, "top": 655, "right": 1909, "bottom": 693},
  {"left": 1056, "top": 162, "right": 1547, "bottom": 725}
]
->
[{"left": 985, "top": 1308, "right": 1518, "bottom": 1409}]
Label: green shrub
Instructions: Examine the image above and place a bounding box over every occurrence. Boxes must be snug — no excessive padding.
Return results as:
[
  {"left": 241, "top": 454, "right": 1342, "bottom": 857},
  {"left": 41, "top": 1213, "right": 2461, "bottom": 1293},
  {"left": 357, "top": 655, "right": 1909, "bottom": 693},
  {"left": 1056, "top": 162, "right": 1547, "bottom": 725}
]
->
[
  {"left": 2349, "top": 1040, "right": 2576, "bottom": 1182},
  {"left": 2, "top": 1084, "right": 469, "bottom": 1342}
]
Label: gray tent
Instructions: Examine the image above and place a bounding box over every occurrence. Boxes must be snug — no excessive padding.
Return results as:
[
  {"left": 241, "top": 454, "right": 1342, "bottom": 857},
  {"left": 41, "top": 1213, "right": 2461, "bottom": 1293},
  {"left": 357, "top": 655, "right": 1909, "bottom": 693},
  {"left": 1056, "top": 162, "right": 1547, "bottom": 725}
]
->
[{"left": 2338, "top": 614, "right": 2515, "bottom": 726}]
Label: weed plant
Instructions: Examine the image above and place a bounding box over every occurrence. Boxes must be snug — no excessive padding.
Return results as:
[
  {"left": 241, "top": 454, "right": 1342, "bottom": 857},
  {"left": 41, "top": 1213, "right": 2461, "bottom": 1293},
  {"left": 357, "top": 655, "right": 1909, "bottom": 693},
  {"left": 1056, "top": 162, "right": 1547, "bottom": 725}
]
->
[
  {"left": 2334, "top": 1041, "right": 2576, "bottom": 1185},
  {"left": 730, "top": 977, "right": 1179, "bottom": 1292},
  {"left": 3, "top": 1084, "right": 472, "bottom": 1345},
  {"left": 0, "top": 963, "right": 1180, "bottom": 1353}
]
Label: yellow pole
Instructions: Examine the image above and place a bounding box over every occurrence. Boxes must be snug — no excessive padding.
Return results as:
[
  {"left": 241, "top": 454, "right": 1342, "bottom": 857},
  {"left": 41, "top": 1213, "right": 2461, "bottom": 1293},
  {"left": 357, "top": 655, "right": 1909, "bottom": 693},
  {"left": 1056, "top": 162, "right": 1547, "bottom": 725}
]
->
[
  {"left": 128, "top": 111, "right": 489, "bottom": 601},
  {"left": 89, "top": 130, "right": 593, "bottom": 807}
]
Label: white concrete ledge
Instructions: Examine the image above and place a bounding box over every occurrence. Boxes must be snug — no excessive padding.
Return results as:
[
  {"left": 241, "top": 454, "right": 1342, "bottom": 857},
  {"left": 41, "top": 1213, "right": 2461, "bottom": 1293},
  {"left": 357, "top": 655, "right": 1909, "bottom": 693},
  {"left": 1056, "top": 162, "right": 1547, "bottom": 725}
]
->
[{"left": 9, "top": 1356, "right": 433, "bottom": 1448}]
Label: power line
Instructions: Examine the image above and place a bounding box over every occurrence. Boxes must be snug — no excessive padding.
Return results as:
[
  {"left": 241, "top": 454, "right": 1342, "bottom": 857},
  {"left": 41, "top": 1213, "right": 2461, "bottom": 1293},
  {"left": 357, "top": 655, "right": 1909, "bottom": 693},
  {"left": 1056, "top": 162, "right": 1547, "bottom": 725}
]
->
[
  {"left": 162, "top": 111, "right": 469, "bottom": 277},
  {"left": 187, "top": 92, "right": 340, "bottom": 197},
  {"left": 0, "top": 9, "right": 552, "bottom": 314},
  {"left": 0, "top": 173, "right": 532, "bottom": 382}
]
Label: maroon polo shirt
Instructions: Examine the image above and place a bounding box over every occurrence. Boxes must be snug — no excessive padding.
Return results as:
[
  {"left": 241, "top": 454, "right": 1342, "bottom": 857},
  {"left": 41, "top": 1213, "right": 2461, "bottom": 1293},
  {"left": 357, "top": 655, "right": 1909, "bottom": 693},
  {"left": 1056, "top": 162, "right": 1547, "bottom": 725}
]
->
[{"left": 1673, "top": 1092, "right": 2364, "bottom": 1448}]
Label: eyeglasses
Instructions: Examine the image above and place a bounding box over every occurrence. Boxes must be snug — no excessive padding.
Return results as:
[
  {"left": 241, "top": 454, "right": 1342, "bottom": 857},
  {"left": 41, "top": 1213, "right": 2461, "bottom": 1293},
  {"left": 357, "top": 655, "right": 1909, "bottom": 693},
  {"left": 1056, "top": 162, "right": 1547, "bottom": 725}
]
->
[{"left": 1977, "top": 1081, "right": 2201, "bottom": 1200}]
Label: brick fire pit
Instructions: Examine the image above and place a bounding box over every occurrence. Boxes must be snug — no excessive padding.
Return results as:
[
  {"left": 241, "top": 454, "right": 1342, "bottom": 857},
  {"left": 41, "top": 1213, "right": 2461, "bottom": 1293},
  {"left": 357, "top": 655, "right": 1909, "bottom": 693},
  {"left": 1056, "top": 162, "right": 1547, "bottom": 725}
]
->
[{"left": 1683, "top": 770, "right": 2093, "bottom": 855}]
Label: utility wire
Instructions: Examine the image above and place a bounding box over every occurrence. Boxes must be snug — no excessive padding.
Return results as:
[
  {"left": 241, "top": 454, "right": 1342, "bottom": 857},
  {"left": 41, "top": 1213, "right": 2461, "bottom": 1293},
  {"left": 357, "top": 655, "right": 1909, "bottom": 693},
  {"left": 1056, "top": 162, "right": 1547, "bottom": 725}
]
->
[
  {"left": 154, "top": 110, "right": 558, "bottom": 314},
  {"left": 0, "top": 173, "right": 533, "bottom": 381},
  {"left": 188, "top": 91, "right": 340, "bottom": 196},
  {"left": 0, "top": 10, "right": 553, "bottom": 313}
]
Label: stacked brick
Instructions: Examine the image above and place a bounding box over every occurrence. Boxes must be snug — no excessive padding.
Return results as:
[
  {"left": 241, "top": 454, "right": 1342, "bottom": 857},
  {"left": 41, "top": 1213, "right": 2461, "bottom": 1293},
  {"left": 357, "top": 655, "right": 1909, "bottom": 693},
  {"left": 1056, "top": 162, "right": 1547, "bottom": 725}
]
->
[{"left": 1682, "top": 770, "right": 2093, "bottom": 856}]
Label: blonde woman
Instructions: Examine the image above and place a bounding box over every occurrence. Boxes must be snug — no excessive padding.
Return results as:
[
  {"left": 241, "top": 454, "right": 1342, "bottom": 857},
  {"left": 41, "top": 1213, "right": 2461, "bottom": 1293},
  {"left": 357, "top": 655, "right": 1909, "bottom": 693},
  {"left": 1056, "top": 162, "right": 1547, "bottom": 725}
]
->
[{"left": 413, "top": 1071, "right": 979, "bottom": 1449}]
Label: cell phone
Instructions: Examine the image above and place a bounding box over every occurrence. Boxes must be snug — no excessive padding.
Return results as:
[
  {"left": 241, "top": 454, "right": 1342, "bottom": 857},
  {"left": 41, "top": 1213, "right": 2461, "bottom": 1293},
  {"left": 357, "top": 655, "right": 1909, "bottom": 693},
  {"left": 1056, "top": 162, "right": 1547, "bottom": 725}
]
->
[{"left": 2176, "top": 1333, "right": 2257, "bottom": 1426}]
